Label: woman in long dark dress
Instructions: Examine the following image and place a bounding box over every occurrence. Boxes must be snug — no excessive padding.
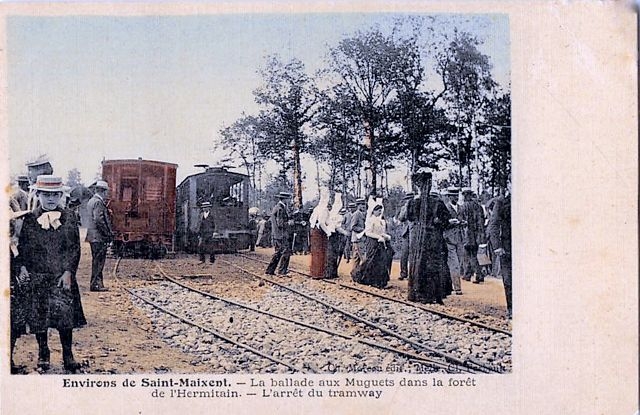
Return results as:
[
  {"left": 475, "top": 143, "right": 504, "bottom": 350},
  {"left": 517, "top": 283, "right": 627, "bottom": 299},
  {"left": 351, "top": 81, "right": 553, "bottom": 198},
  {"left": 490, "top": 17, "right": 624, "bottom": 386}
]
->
[
  {"left": 352, "top": 203, "right": 394, "bottom": 289},
  {"left": 17, "top": 175, "right": 86, "bottom": 372},
  {"left": 407, "top": 173, "right": 451, "bottom": 304}
]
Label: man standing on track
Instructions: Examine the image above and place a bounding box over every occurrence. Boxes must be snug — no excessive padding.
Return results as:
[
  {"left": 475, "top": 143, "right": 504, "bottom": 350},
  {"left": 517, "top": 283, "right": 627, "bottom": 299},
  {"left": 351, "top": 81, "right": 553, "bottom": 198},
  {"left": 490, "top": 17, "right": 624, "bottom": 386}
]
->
[
  {"left": 349, "top": 198, "right": 367, "bottom": 281},
  {"left": 85, "top": 180, "right": 113, "bottom": 292},
  {"left": 265, "top": 192, "right": 293, "bottom": 276},
  {"left": 197, "top": 201, "right": 217, "bottom": 264}
]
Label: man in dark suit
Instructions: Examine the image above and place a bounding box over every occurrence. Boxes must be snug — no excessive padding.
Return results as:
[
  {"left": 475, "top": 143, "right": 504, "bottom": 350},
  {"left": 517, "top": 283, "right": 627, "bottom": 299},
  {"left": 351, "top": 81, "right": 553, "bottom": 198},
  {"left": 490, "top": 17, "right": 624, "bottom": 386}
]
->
[
  {"left": 85, "top": 180, "right": 113, "bottom": 291},
  {"left": 197, "top": 202, "right": 216, "bottom": 264},
  {"left": 265, "top": 192, "right": 293, "bottom": 276},
  {"left": 459, "top": 188, "right": 486, "bottom": 284},
  {"left": 442, "top": 187, "right": 464, "bottom": 295},
  {"left": 349, "top": 198, "right": 367, "bottom": 281},
  {"left": 488, "top": 191, "right": 512, "bottom": 319},
  {"left": 396, "top": 193, "right": 414, "bottom": 280}
]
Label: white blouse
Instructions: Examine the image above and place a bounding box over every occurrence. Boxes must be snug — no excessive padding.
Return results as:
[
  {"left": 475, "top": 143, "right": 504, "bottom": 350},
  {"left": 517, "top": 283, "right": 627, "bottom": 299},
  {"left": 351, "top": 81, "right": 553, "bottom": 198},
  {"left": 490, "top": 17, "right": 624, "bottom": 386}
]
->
[{"left": 364, "top": 216, "right": 389, "bottom": 240}]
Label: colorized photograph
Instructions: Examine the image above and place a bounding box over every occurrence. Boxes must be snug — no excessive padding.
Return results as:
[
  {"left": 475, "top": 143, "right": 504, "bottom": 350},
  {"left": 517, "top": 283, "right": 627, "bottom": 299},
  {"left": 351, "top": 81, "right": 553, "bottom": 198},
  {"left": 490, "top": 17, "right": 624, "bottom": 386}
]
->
[{"left": 6, "top": 12, "right": 511, "bottom": 376}]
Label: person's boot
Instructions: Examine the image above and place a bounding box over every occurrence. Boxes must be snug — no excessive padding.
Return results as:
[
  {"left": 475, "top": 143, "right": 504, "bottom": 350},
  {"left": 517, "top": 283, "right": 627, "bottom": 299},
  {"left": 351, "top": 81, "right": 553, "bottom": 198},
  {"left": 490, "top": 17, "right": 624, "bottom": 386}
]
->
[
  {"left": 10, "top": 334, "right": 27, "bottom": 374},
  {"left": 36, "top": 332, "right": 50, "bottom": 371},
  {"left": 60, "top": 329, "right": 81, "bottom": 373}
]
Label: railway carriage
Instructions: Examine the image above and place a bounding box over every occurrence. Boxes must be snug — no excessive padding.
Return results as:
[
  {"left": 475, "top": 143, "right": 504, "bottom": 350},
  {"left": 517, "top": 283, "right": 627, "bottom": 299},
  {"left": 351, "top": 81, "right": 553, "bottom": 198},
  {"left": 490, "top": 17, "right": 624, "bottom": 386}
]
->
[
  {"left": 175, "top": 166, "right": 251, "bottom": 253},
  {"left": 102, "top": 159, "right": 177, "bottom": 258}
]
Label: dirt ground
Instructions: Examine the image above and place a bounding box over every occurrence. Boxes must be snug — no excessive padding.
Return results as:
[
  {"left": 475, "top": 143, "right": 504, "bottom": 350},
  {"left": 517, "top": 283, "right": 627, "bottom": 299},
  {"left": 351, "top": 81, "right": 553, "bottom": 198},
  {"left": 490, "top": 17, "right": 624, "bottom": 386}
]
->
[{"left": 11, "top": 237, "right": 509, "bottom": 375}]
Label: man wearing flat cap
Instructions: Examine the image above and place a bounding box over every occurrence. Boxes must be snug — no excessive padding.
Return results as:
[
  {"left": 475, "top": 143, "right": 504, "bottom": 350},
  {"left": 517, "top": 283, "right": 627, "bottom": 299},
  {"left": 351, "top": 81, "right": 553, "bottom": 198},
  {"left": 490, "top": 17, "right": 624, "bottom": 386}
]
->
[
  {"left": 85, "top": 180, "right": 113, "bottom": 291},
  {"left": 265, "top": 192, "right": 293, "bottom": 275}
]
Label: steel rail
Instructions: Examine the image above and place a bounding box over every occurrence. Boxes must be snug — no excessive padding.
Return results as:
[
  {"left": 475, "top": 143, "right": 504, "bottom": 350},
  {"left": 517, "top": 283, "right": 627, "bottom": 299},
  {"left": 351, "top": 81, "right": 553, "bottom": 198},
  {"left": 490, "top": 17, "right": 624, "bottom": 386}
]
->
[
  {"left": 234, "top": 252, "right": 512, "bottom": 337},
  {"left": 126, "top": 288, "right": 303, "bottom": 373},
  {"left": 113, "top": 258, "right": 302, "bottom": 374},
  {"left": 220, "top": 259, "right": 500, "bottom": 374},
  {"left": 155, "top": 264, "right": 467, "bottom": 374}
]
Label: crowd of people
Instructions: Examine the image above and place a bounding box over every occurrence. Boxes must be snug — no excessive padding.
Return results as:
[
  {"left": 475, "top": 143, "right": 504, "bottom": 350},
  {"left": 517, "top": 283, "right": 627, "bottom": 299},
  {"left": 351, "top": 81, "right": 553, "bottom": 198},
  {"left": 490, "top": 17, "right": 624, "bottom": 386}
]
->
[
  {"left": 8, "top": 157, "right": 511, "bottom": 373},
  {"left": 258, "top": 174, "right": 512, "bottom": 320},
  {"left": 8, "top": 156, "right": 113, "bottom": 374}
]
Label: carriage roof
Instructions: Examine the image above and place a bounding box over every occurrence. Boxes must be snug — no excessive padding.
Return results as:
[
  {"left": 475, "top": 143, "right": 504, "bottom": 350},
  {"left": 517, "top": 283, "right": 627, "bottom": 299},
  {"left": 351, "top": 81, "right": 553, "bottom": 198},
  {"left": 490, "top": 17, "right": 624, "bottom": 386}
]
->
[{"left": 177, "top": 167, "right": 249, "bottom": 189}]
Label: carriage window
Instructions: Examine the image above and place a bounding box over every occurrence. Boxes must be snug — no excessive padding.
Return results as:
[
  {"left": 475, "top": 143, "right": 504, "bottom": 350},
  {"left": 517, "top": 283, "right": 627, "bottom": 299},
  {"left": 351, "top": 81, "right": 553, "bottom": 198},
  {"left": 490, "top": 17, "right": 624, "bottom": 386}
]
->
[
  {"left": 121, "top": 179, "right": 137, "bottom": 202},
  {"left": 145, "top": 177, "right": 163, "bottom": 201}
]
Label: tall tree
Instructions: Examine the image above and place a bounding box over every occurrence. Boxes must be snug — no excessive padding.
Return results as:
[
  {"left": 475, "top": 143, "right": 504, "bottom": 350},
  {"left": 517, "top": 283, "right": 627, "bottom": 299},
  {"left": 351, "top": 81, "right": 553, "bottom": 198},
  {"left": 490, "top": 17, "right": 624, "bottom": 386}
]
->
[
  {"left": 311, "top": 86, "right": 364, "bottom": 196},
  {"left": 218, "top": 114, "right": 265, "bottom": 205},
  {"left": 253, "top": 55, "right": 318, "bottom": 209},
  {"left": 476, "top": 90, "right": 511, "bottom": 191},
  {"left": 326, "top": 27, "right": 417, "bottom": 196},
  {"left": 436, "top": 30, "right": 497, "bottom": 186}
]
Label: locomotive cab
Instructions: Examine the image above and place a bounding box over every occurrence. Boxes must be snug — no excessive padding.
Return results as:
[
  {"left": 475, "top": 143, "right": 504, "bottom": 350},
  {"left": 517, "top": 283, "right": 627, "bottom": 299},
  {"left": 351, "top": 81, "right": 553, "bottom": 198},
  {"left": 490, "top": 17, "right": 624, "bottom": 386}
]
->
[{"left": 176, "top": 166, "right": 251, "bottom": 253}]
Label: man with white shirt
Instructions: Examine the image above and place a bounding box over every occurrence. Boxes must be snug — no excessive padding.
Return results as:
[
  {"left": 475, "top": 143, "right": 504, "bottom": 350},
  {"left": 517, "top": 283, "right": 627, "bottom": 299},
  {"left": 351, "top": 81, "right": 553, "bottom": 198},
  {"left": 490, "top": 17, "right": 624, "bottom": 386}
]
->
[{"left": 85, "top": 180, "right": 113, "bottom": 291}]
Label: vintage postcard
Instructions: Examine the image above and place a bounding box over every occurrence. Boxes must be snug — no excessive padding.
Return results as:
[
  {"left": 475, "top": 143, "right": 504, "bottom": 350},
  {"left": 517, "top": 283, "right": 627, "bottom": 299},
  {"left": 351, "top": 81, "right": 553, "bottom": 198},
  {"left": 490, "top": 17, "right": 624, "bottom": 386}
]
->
[{"left": 0, "top": 1, "right": 637, "bottom": 414}]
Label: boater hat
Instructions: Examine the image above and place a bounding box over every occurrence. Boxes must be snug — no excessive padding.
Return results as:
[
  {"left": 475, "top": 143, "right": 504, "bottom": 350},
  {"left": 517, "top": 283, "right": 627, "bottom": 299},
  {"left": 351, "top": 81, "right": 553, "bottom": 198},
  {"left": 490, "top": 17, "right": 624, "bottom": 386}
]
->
[
  {"left": 200, "top": 201, "right": 212, "bottom": 208},
  {"left": 276, "top": 192, "right": 292, "bottom": 199},
  {"left": 402, "top": 192, "right": 415, "bottom": 201},
  {"left": 33, "top": 175, "right": 64, "bottom": 192},
  {"left": 16, "top": 175, "right": 29, "bottom": 183},
  {"left": 446, "top": 187, "right": 460, "bottom": 196},
  {"left": 355, "top": 198, "right": 366, "bottom": 205}
]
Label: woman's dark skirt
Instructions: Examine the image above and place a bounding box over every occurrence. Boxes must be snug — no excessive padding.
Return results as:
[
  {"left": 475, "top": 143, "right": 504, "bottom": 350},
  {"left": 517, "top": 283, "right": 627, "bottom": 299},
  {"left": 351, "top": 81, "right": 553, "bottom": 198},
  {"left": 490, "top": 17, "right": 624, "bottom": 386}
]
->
[{"left": 352, "top": 236, "right": 394, "bottom": 288}]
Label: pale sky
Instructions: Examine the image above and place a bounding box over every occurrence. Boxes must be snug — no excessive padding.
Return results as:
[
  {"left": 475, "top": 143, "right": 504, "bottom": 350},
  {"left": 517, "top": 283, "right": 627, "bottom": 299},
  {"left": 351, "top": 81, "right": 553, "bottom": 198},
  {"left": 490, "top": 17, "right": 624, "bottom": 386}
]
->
[{"left": 7, "top": 13, "right": 509, "bottom": 195}]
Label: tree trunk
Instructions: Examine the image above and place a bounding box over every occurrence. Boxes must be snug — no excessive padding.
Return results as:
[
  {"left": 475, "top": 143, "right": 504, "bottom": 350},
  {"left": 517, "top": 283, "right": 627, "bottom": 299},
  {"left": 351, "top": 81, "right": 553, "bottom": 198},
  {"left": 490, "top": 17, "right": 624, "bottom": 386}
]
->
[
  {"left": 292, "top": 135, "right": 303, "bottom": 210},
  {"left": 315, "top": 158, "right": 321, "bottom": 201}
]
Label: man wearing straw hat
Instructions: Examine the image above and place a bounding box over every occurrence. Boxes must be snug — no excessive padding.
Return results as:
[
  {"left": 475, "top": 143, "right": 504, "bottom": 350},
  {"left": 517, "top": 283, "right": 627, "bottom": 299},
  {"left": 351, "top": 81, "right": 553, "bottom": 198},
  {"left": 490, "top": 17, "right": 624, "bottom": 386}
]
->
[
  {"left": 86, "top": 180, "right": 113, "bottom": 291},
  {"left": 16, "top": 175, "right": 86, "bottom": 372}
]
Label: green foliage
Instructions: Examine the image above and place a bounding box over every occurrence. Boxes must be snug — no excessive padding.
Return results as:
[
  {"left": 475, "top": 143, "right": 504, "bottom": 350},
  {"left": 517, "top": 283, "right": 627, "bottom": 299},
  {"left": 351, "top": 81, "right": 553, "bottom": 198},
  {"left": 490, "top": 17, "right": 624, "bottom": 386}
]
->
[{"left": 220, "top": 18, "right": 510, "bottom": 206}]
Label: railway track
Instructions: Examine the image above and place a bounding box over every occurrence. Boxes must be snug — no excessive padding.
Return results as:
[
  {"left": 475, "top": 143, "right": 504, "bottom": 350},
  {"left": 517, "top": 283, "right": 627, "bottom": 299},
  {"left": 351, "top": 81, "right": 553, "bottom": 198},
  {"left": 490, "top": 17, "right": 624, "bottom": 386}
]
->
[
  {"left": 216, "top": 257, "right": 506, "bottom": 374},
  {"left": 115, "top": 258, "right": 469, "bottom": 374},
  {"left": 112, "top": 258, "right": 302, "bottom": 373},
  {"left": 234, "top": 252, "right": 511, "bottom": 336}
]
